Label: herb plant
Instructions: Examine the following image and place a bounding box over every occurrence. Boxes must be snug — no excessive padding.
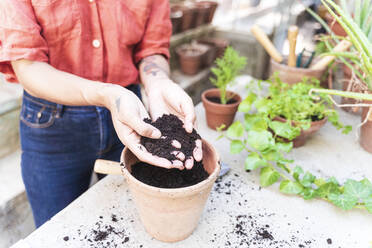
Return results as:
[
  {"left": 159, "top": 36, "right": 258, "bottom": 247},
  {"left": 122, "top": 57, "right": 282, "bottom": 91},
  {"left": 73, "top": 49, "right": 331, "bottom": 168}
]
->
[
  {"left": 210, "top": 46, "right": 247, "bottom": 104},
  {"left": 219, "top": 78, "right": 372, "bottom": 213}
]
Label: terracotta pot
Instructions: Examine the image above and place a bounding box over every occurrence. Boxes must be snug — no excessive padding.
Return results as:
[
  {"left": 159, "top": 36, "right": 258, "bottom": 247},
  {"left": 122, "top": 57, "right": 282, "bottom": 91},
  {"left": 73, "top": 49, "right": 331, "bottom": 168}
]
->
[
  {"left": 274, "top": 116, "right": 327, "bottom": 148},
  {"left": 360, "top": 100, "right": 372, "bottom": 153},
  {"left": 170, "top": 7, "right": 183, "bottom": 35},
  {"left": 195, "top": 2, "right": 213, "bottom": 26},
  {"left": 123, "top": 140, "right": 220, "bottom": 242},
  {"left": 197, "top": 37, "right": 229, "bottom": 59},
  {"left": 198, "top": 1, "right": 218, "bottom": 23},
  {"left": 325, "top": 13, "right": 347, "bottom": 37},
  {"left": 180, "top": 3, "right": 197, "bottom": 31},
  {"left": 270, "top": 57, "right": 327, "bottom": 87},
  {"left": 176, "top": 43, "right": 209, "bottom": 75},
  {"left": 201, "top": 88, "right": 242, "bottom": 130}
]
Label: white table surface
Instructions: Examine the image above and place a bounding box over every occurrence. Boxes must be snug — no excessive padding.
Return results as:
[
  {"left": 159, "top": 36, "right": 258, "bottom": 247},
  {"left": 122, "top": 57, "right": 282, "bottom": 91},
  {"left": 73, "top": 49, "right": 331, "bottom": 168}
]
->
[{"left": 13, "top": 76, "right": 372, "bottom": 248}]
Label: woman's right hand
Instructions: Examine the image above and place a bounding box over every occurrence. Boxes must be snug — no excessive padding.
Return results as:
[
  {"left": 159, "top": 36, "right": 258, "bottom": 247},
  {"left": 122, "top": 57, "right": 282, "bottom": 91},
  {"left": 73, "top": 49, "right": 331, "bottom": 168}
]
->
[{"left": 104, "top": 84, "right": 184, "bottom": 169}]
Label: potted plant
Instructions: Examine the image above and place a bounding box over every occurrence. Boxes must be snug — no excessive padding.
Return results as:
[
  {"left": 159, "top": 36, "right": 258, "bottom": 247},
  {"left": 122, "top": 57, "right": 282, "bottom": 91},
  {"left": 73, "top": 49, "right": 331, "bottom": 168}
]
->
[
  {"left": 176, "top": 42, "right": 210, "bottom": 75},
  {"left": 243, "top": 75, "right": 350, "bottom": 147},
  {"left": 202, "top": 46, "right": 247, "bottom": 130},
  {"left": 308, "top": 0, "right": 372, "bottom": 153}
]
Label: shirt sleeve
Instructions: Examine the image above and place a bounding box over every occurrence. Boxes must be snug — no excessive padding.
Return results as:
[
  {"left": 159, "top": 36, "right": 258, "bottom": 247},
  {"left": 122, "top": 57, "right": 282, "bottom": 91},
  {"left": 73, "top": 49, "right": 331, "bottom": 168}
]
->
[
  {"left": 134, "top": 0, "right": 172, "bottom": 64},
  {"left": 0, "top": 0, "right": 49, "bottom": 82}
]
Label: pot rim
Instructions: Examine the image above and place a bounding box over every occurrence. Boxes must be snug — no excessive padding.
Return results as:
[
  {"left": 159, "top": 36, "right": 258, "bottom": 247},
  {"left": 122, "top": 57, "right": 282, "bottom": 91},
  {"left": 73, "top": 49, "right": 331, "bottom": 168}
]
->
[
  {"left": 270, "top": 58, "right": 325, "bottom": 74},
  {"left": 273, "top": 115, "right": 328, "bottom": 126},
  {"left": 120, "top": 139, "right": 221, "bottom": 197},
  {"left": 201, "top": 88, "right": 242, "bottom": 108}
]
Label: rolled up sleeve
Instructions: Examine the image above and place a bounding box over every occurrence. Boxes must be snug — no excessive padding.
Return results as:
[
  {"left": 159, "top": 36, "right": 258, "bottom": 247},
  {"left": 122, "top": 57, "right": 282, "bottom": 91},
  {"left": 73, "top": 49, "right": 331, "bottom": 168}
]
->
[
  {"left": 0, "top": 0, "right": 49, "bottom": 82},
  {"left": 134, "top": 0, "right": 172, "bottom": 64}
]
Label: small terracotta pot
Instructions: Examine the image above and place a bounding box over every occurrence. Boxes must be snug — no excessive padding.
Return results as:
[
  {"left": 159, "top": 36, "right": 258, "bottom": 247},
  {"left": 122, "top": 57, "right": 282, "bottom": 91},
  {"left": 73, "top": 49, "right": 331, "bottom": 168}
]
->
[
  {"left": 180, "top": 2, "right": 197, "bottom": 31},
  {"left": 201, "top": 88, "right": 242, "bottom": 130},
  {"left": 360, "top": 100, "right": 372, "bottom": 153},
  {"left": 195, "top": 2, "right": 211, "bottom": 26},
  {"left": 325, "top": 13, "right": 347, "bottom": 37},
  {"left": 170, "top": 7, "right": 183, "bottom": 35},
  {"left": 270, "top": 57, "right": 327, "bottom": 87},
  {"left": 122, "top": 140, "right": 220, "bottom": 242},
  {"left": 198, "top": 1, "right": 218, "bottom": 23},
  {"left": 197, "top": 37, "right": 229, "bottom": 59},
  {"left": 274, "top": 116, "right": 327, "bottom": 148},
  {"left": 176, "top": 43, "right": 209, "bottom": 75}
]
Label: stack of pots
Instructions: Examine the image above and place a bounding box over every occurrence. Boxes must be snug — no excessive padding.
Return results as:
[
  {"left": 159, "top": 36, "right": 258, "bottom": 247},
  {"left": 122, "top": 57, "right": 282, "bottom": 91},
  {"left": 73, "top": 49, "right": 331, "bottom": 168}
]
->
[{"left": 171, "top": 1, "right": 218, "bottom": 34}]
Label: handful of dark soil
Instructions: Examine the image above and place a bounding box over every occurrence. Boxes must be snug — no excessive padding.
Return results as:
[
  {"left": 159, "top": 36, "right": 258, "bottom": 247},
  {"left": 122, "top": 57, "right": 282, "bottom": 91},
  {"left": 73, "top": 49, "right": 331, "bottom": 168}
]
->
[{"left": 132, "top": 114, "right": 208, "bottom": 188}]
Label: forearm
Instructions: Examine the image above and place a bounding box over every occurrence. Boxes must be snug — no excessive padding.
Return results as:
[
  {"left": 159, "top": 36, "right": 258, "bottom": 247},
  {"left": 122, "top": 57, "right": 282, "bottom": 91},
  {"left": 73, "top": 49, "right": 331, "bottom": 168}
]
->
[
  {"left": 139, "top": 55, "right": 171, "bottom": 94},
  {"left": 11, "top": 59, "right": 122, "bottom": 108}
]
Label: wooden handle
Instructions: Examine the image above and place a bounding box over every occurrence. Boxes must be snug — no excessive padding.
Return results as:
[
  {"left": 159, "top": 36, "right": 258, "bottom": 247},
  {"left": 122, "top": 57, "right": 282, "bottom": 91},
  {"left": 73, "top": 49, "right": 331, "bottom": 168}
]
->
[
  {"left": 310, "top": 40, "right": 352, "bottom": 70},
  {"left": 288, "top": 25, "right": 299, "bottom": 67},
  {"left": 94, "top": 159, "right": 122, "bottom": 175},
  {"left": 251, "top": 25, "right": 283, "bottom": 63}
]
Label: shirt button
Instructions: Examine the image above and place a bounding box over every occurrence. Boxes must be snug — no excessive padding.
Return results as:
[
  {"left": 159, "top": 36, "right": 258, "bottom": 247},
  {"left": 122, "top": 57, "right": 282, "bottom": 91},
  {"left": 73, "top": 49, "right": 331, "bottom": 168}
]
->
[{"left": 92, "top": 39, "right": 100, "bottom": 48}]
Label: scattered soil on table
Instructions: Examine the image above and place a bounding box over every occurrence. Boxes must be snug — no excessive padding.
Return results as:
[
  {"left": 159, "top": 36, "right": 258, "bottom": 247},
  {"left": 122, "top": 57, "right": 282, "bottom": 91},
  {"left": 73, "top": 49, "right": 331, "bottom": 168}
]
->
[
  {"left": 207, "top": 96, "right": 237, "bottom": 104},
  {"left": 63, "top": 236, "right": 69, "bottom": 241},
  {"left": 327, "top": 238, "right": 332, "bottom": 244},
  {"left": 136, "top": 114, "right": 208, "bottom": 188}
]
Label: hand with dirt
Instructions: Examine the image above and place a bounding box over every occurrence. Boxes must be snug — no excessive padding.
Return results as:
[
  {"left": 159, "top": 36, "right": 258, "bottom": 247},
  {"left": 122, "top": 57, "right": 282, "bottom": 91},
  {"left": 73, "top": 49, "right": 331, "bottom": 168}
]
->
[
  {"left": 108, "top": 85, "right": 180, "bottom": 169},
  {"left": 145, "top": 79, "right": 203, "bottom": 169}
]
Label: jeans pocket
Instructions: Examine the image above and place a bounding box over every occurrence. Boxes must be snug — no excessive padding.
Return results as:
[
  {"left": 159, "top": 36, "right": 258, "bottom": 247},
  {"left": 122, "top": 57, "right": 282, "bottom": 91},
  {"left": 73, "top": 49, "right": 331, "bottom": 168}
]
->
[{"left": 20, "top": 99, "right": 55, "bottom": 129}]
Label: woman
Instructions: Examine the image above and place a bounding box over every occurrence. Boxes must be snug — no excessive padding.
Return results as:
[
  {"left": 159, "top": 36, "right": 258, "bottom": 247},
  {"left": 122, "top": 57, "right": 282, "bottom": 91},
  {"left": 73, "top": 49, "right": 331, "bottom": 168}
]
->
[{"left": 0, "top": 0, "right": 202, "bottom": 227}]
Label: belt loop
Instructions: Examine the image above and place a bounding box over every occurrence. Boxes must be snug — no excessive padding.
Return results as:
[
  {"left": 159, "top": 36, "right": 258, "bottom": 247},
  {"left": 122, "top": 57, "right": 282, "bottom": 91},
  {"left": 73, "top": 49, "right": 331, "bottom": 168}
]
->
[{"left": 55, "top": 104, "right": 64, "bottom": 118}]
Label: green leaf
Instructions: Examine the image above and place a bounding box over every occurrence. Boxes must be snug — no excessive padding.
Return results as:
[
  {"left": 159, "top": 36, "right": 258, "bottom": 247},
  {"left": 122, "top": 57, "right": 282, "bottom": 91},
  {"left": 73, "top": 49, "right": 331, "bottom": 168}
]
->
[
  {"left": 279, "top": 180, "right": 303, "bottom": 195},
  {"left": 329, "top": 193, "right": 358, "bottom": 210},
  {"left": 300, "top": 172, "right": 316, "bottom": 187},
  {"left": 245, "top": 153, "right": 267, "bottom": 171},
  {"left": 230, "top": 140, "right": 245, "bottom": 154},
  {"left": 276, "top": 142, "right": 293, "bottom": 153},
  {"left": 269, "top": 121, "right": 300, "bottom": 140},
  {"left": 364, "top": 196, "right": 372, "bottom": 214},
  {"left": 244, "top": 114, "right": 268, "bottom": 131},
  {"left": 227, "top": 121, "right": 244, "bottom": 138},
  {"left": 301, "top": 188, "right": 318, "bottom": 200},
  {"left": 327, "top": 177, "right": 340, "bottom": 185},
  {"left": 238, "top": 93, "right": 256, "bottom": 113},
  {"left": 342, "top": 125, "right": 352, "bottom": 134},
  {"left": 216, "top": 124, "right": 226, "bottom": 131},
  {"left": 216, "top": 134, "right": 224, "bottom": 140},
  {"left": 316, "top": 182, "right": 341, "bottom": 198},
  {"left": 247, "top": 130, "right": 274, "bottom": 151},
  {"left": 260, "top": 167, "right": 280, "bottom": 187},
  {"left": 344, "top": 179, "right": 372, "bottom": 200},
  {"left": 293, "top": 166, "right": 304, "bottom": 181},
  {"left": 314, "top": 178, "right": 326, "bottom": 187}
]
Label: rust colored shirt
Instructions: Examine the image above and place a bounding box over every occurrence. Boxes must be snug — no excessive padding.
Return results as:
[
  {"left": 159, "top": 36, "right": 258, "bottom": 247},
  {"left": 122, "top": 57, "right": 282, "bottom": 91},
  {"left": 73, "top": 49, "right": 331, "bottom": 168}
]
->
[{"left": 0, "top": 0, "right": 172, "bottom": 86}]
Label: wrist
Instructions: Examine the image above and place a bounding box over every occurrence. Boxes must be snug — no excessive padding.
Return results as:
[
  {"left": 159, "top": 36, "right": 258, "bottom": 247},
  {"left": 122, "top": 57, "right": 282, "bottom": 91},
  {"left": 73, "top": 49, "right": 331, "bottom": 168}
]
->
[
  {"left": 144, "top": 77, "right": 173, "bottom": 96},
  {"left": 98, "top": 83, "right": 127, "bottom": 111}
]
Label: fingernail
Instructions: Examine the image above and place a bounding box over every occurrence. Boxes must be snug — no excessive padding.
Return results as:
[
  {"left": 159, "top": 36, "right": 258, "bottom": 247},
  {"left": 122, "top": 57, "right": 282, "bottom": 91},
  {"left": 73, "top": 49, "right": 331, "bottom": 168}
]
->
[
  {"left": 152, "top": 129, "right": 161, "bottom": 138},
  {"left": 172, "top": 160, "right": 183, "bottom": 169},
  {"left": 171, "top": 140, "right": 182, "bottom": 149},
  {"left": 185, "top": 157, "right": 194, "bottom": 170}
]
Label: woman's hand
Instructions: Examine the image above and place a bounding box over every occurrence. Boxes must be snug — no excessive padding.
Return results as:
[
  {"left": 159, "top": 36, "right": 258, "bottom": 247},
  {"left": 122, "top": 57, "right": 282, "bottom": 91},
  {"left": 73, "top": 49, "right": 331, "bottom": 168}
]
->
[
  {"left": 145, "top": 78, "right": 203, "bottom": 169},
  {"left": 104, "top": 85, "right": 184, "bottom": 169}
]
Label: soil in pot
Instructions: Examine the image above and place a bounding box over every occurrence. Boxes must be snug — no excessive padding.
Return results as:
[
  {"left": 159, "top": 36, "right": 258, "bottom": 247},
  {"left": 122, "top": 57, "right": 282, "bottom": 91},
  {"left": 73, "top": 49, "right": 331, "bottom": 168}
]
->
[
  {"left": 135, "top": 114, "right": 209, "bottom": 188},
  {"left": 176, "top": 43, "right": 209, "bottom": 75},
  {"left": 202, "top": 88, "right": 242, "bottom": 130}
]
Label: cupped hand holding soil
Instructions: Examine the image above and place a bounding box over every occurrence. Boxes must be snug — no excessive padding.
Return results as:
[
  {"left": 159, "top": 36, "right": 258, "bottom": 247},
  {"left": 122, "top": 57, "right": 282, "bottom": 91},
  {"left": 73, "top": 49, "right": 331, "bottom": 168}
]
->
[{"left": 140, "top": 114, "right": 202, "bottom": 170}]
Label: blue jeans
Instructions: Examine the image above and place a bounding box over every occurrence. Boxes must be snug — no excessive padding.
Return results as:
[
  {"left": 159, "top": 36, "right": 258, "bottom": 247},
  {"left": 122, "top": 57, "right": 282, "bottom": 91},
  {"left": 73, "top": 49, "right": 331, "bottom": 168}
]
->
[{"left": 20, "top": 85, "right": 141, "bottom": 228}]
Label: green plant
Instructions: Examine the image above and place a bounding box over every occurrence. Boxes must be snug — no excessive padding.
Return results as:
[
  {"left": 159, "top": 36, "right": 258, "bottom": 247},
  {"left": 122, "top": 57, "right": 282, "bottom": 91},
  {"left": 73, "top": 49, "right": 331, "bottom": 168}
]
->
[
  {"left": 210, "top": 46, "right": 247, "bottom": 104},
  {"left": 218, "top": 78, "right": 372, "bottom": 213},
  {"left": 308, "top": 0, "right": 372, "bottom": 93}
]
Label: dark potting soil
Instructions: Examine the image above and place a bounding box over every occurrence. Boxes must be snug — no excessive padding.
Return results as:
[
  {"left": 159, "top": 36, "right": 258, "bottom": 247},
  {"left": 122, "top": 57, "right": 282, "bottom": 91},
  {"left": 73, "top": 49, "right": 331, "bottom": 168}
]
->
[
  {"left": 207, "top": 96, "right": 237, "bottom": 104},
  {"left": 136, "top": 114, "right": 209, "bottom": 188}
]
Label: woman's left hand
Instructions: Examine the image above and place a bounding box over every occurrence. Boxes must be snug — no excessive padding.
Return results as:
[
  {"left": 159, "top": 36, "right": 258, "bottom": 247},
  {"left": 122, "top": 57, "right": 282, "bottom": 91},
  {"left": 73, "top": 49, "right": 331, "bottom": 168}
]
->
[{"left": 146, "top": 78, "right": 203, "bottom": 169}]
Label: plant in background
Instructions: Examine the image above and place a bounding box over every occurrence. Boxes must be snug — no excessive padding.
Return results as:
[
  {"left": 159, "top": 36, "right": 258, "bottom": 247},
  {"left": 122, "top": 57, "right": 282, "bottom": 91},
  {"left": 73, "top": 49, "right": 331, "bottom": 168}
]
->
[
  {"left": 210, "top": 46, "right": 247, "bottom": 104},
  {"left": 308, "top": 0, "right": 372, "bottom": 97},
  {"left": 219, "top": 77, "right": 372, "bottom": 213}
]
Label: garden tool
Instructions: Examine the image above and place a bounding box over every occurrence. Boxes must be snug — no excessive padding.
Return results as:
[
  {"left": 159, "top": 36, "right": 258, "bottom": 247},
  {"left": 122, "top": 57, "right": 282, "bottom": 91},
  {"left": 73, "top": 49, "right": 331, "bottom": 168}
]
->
[
  {"left": 311, "top": 40, "right": 352, "bottom": 70},
  {"left": 287, "top": 25, "right": 299, "bottom": 67},
  {"left": 251, "top": 25, "right": 283, "bottom": 63}
]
